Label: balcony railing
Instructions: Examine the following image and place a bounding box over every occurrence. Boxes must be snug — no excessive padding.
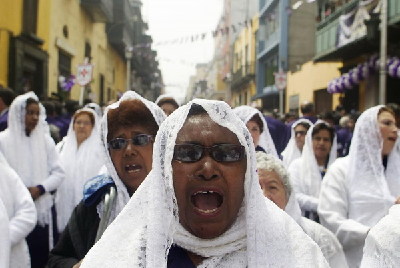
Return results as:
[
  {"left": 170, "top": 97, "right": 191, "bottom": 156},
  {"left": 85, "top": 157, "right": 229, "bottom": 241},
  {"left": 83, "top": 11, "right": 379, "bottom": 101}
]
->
[
  {"left": 81, "top": 0, "right": 113, "bottom": 23},
  {"left": 231, "top": 63, "right": 256, "bottom": 90},
  {"left": 315, "top": 0, "right": 400, "bottom": 61}
]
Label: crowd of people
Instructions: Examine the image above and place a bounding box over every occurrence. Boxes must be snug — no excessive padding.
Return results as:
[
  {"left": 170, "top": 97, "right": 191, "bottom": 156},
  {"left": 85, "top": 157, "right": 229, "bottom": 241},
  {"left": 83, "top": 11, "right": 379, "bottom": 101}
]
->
[{"left": 0, "top": 86, "right": 399, "bottom": 268}]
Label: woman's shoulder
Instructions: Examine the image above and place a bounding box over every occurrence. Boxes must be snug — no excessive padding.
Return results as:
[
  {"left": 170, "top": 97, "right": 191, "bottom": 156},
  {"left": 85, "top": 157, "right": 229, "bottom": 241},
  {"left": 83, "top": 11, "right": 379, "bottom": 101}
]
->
[{"left": 83, "top": 174, "right": 115, "bottom": 207}]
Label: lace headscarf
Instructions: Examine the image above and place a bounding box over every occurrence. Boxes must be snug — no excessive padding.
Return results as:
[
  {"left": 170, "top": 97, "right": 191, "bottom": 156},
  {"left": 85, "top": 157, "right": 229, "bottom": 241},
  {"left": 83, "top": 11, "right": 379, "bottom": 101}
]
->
[
  {"left": 281, "top": 119, "right": 313, "bottom": 167},
  {"left": 295, "top": 120, "right": 337, "bottom": 199},
  {"left": 348, "top": 105, "right": 400, "bottom": 226},
  {"left": 81, "top": 99, "right": 328, "bottom": 268},
  {"left": 0, "top": 91, "right": 53, "bottom": 226},
  {"left": 155, "top": 93, "right": 180, "bottom": 106},
  {"left": 97, "top": 91, "right": 166, "bottom": 225},
  {"left": 361, "top": 205, "right": 400, "bottom": 267},
  {"left": 55, "top": 108, "right": 103, "bottom": 231},
  {"left": 233, "top": 105, "right": 278, "bottom": 158}
]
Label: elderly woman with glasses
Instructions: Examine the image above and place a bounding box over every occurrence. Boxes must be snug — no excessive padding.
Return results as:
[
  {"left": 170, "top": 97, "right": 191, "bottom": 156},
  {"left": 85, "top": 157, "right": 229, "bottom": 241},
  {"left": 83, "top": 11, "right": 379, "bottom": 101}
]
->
[
  {"left": 47, "top": 91, "right": 166, "bottom": 268},
  {"left": 80, "top": 99, "right": 328, "bottom": 268},
  {"left": 255, "top": 151, "right": 348, "bottom": 268},
  {"left": 281, "top": 119, "right": 312, "bottom": 167}
]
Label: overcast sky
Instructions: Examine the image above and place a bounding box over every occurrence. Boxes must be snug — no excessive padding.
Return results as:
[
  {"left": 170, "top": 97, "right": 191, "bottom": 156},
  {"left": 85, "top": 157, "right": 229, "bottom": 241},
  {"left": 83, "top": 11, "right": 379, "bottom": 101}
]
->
[{"left": 142, "top": 0, "right": 223, "bottom": 103}]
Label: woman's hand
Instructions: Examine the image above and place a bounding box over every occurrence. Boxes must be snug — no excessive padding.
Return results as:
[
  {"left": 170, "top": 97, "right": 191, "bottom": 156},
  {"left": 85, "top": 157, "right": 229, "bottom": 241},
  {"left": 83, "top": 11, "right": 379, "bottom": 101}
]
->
[
  {"left": 28, "top": 187, "right": 41, "bottom": 200},
  {"left": 72, "top": 260, "right": 83, "bottom": 268},
  {"left": 395, "top": 197, "right": 400, "bottom": 205}
]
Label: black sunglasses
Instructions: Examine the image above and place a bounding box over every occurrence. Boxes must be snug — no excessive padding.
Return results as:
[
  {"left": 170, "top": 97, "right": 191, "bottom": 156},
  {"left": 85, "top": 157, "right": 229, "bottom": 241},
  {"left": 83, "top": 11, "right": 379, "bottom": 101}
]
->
[
  {"left": 173, "top": 144, "right": 246, "bottom": 163},
  {"left": 108, "top": 134, "right": 154, "bottom": 150},
  {"left": 295, "top": 131, "right": 307, "bottom": 136}
]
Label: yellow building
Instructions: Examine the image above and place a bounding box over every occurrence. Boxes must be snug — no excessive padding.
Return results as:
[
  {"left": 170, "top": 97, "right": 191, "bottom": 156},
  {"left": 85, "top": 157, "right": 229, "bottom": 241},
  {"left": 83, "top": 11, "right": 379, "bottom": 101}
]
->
[
  {"left": 230, "top": 16, "right": 258, "bottom": 107},
  {"left": 48, "top": 0, "right": 125, "bottom": 103},
  {"left": 0, "top": 0, "right": 152, "bottom": 104},
  {"left": 0, "top": 0, "right": 51, "bottom": 98},
  {"left": 286, "top": 61, "right": 343, "bottom": 115}
]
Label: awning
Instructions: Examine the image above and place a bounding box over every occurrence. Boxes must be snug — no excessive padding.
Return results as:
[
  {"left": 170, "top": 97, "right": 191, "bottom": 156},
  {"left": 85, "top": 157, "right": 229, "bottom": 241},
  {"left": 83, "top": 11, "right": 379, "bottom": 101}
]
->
[{"left": 251, "top": 85, "right": 279, "bottom": 100}]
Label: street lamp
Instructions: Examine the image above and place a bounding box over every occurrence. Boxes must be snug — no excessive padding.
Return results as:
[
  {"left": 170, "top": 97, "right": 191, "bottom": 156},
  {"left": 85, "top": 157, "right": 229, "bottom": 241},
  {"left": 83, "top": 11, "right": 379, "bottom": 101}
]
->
[{"left": 125, "top": 46, "right": 133, "bottom": 91}]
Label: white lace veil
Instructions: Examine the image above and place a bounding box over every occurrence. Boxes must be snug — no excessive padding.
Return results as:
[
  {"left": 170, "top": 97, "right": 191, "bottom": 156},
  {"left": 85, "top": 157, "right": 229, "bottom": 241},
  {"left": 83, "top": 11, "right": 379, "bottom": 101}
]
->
[
  {"left": 233, "top": 105, "right": 278, "bottom": 158},
  {"left": 298, "top": 120, "right": 337, "bottom": 198},
  {"left": 55, "top": 108, "right": 103, "bottom": 231},
  {"left": 98, "top": 90, "right": 166, "bottom": 224},
  {"left": 155, "top": 93, "right": 180, "bottom": 106},
  {"left": 348, "top": 105, "right": 400, "bottom": 226},
  {"left": 281, "top": 119, "right": 313, "bottom": 167},
  {"left": 361, "top": 205, "right": 400, "bottom": 267},
  {"left": 0, "top": 91, "right": 53, "bottom": 226},
  {"left": 81, "top": 99, "right": 328, "bottom": 268}
]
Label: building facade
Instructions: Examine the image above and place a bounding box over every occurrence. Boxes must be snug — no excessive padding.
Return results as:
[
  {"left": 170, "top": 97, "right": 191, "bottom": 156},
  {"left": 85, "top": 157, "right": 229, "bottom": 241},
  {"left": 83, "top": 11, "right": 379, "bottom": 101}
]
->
[
  {"left": 0, "top": 0, "right": 161, "bottom": 104},
  {"left": 314, "top": 0, "right": 400, "bottom": 111},
  {"left": 256, "top": 0, "right": 317, "bottom": 112}
]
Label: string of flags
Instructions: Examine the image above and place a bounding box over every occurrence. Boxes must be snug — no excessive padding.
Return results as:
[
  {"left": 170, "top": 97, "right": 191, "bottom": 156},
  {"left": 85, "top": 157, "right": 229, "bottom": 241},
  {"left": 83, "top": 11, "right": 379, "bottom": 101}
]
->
[{"left": 129, "top": 1, "right": 307, "bottom": 50}]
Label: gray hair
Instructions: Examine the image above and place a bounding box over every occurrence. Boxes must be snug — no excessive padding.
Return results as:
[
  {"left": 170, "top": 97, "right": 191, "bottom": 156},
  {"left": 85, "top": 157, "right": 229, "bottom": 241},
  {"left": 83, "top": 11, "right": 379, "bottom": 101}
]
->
[{"left": 255, "top": 151, "right": 292, "bottom": 198}]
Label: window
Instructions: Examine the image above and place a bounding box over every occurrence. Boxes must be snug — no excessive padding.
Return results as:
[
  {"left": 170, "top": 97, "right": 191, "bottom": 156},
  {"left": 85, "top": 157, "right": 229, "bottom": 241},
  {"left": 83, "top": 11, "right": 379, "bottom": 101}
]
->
[
  {"left": 58, "top": 50, "right": 71, "bottom": 96},
  {"left": 23, "top": 0, "right": 39, "bottom": 34}
]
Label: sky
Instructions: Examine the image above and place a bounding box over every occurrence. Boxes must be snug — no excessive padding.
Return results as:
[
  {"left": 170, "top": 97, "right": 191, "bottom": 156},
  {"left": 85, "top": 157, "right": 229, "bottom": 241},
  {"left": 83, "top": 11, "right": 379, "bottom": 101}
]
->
[{"left": 141, "top": 0, "right": 223, "bottom": 104}]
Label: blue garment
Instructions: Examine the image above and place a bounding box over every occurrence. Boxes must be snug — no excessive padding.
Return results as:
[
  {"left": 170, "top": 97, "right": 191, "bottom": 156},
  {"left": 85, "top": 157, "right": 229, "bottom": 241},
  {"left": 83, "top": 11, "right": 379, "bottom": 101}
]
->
[
  {"left": 0, "top": 110, "right": 8, "bottom": 131},
  {"left": 336, "top": 127, "right": 353, "bottom": 157},
  {"left": 83, "top": 174, "right": 115, "bottom": 206},
  {"left": 264, "top": 116, "right": 290, "bottom": 155},
  {"left": 167, "top": 245, "right": 196, "bottom": 268}
]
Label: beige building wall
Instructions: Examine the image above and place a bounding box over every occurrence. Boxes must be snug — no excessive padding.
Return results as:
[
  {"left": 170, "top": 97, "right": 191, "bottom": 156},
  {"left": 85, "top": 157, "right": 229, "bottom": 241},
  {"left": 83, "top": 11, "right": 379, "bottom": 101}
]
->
[
  {"left": 286, "top": 61, "right": 342, "bottom": 112},
  {"left": 48, "top": 1, "right": 126, "bottom": 102}
]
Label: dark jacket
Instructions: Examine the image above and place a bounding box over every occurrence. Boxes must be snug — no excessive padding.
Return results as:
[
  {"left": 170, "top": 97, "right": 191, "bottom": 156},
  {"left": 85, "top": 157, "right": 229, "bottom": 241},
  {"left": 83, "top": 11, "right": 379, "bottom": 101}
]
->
[{"left": 47, "top": 174, "right": 115, "bottom": 268}]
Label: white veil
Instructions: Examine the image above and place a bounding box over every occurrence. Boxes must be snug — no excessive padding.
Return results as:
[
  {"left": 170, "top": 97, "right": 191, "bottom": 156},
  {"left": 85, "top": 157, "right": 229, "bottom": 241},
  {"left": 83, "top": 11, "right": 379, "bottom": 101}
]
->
[
  {"left": 233, "top": 105, "right": 278, "bottom": 158},
  {"left": 281, "top": 118, "right": 313, "bottom": 167},
  {"left": 361, "top": 205, "right": 400, "bottom": 267},
  {"left": 96, "top": 90, "right": 166, "bottom": 225},
  {"left": 0, "top": 91, "right": 52, "bottom": 226},
  {"left": 81, "top": 99, "right": 328, "bottom": 268},
  {"left": 297, "top": 120, "right": 337, "bottom": 199},
  {"left": 55, "top": 108, "right": 103, "bottom": 231},
  {"left": 348, "top": 105, "right": 400, "bottom": 226}
]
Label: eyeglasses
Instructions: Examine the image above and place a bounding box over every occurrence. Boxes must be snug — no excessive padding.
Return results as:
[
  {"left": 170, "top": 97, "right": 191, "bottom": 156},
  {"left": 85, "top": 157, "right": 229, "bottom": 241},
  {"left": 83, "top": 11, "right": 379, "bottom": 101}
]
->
[
  {"left": 173, "top": 144, "right": 245, "bottom": 163},
  {"left": 295, "top": 131, "right": 307, "bottom": 136},
  {"left": 108, "top": 134, "right": 154, "bottom": 150}
]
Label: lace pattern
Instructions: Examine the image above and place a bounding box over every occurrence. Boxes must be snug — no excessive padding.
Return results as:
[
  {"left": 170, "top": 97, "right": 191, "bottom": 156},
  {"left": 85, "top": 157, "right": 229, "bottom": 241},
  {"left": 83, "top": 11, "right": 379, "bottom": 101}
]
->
[
  {"left": 281, "top": 119, "right": 313, "bottom": 167},
  {"left": 361, "top": 205, "right": 400, "bottom": 267},
  {"left": 97, "top": 91, "right": 166, "bottom": 226},
  {"left": 233, "top": 105, "right": 278, "bottom": 158},
  {"left": 347, "top": 106, "right": 400, "bottom": 226},
  {"left": 0, "top": 92, "right": 52, "bottom": 226},
  {"left": 81, "top": 99, "right": 329, "bottom": 268}
]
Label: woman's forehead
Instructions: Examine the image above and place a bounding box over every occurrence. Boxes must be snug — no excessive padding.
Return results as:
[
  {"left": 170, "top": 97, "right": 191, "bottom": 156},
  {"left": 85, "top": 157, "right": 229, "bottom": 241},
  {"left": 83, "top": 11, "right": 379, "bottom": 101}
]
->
[{"left": 176, "top": 114, "right": 240, "bottom": 143}]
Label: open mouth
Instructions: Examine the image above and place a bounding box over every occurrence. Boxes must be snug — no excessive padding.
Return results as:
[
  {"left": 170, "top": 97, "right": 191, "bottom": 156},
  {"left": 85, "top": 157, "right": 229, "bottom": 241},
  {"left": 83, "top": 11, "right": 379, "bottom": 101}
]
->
[
  {"left": 191, "top": 190, "right": 223, "bottom": 215},
  {"left": 388, "top": 137, "right": 397, "bottom": 142},
  {"left": 125, "top": 164, "right": 141, "bottom": 174}
]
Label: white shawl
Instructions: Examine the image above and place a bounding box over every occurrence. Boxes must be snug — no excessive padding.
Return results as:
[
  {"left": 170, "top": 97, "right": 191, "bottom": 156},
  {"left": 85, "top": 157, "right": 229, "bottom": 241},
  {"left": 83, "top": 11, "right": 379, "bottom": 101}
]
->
[
  {"left": 97, "top": 90, "right": 166, "bottom": 225},
  {"left": 348, "top": 105, "right": 400, "bottom": 227},
  {"left": 0, "top": 152, "right": 36, "bottom": 268},
  {"left": 233, "top": 105, "right": 278, "bottom": 157},
  {"left": 288, "top": 120, "right": 337, "bottom": 212},
  {"left": 361, "top": 204, "right": 400, "bottom": 268},
  {"left": 55, "top": 108, "right": 103, "bottom": 232},
  {"left": 0, "top": 199, "right": 10, "bottom": 268},
  {"left": 81, "top": 99, "right": 328, "bottom": 268},
  {"left": 281, "top": 119, "right": 313, "bottom": 168},
  {"left": 0, "top": 92, "right": 58, "bottom": 226}
]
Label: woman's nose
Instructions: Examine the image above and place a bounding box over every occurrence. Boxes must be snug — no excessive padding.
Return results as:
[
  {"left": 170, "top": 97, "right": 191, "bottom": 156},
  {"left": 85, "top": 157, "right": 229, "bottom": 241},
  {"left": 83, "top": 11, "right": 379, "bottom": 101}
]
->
[{"left": 195, "top": 156, "right": 220, "bottom": 181}]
